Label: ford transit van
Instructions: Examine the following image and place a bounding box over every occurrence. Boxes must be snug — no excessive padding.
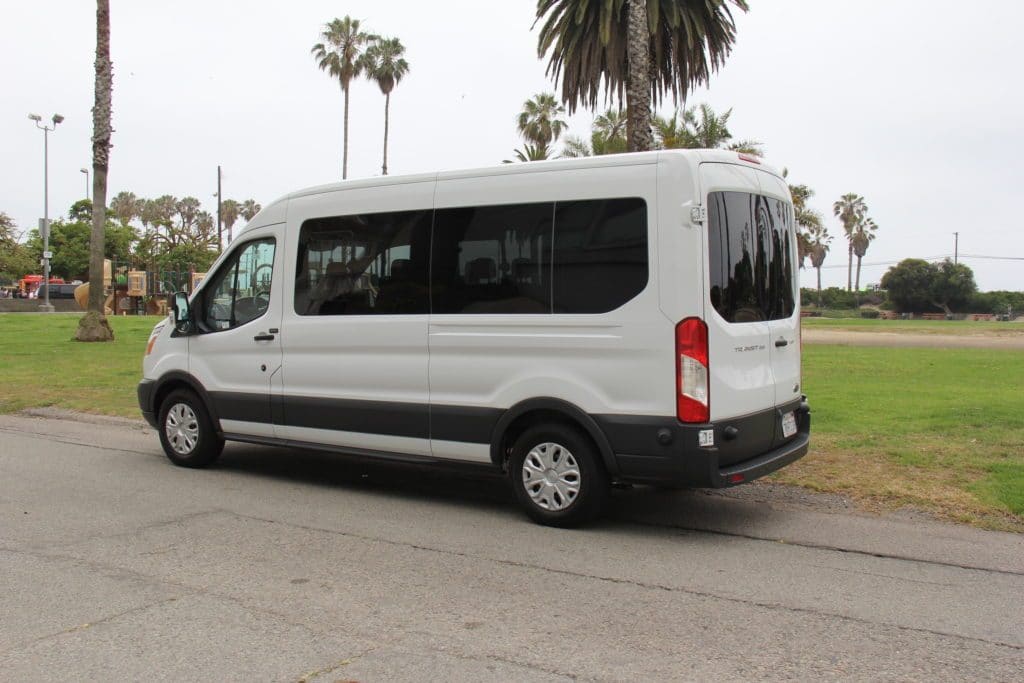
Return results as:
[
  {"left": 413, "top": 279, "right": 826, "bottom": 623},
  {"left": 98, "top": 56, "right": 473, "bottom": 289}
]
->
[{"left": 139, "top": 150, "right": 810, "bottom": 526}]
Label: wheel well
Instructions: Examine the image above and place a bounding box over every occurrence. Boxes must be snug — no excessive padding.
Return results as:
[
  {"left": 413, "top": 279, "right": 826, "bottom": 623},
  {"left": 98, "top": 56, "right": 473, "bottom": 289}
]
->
[
  {"left": 152, "top": 380, "right": 192, "bottom": 420},
  {"left": 152, "top": 378, "right": 219, "bottom": 433},
  {"left": 496, "top": 409, "right": 605, "bottom": 474}
]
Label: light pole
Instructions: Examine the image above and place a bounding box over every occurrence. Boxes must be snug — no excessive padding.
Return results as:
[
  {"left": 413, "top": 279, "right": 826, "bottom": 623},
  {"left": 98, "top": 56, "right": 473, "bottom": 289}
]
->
[
  {"left": 216, "top": 165, "right": 223, "bottom": 251},
  {"left": 80, "top": 167, "right": 90, "bottom": 200},
  {"left": 28, "top": 112, "right": 63, "bottom": 312}
]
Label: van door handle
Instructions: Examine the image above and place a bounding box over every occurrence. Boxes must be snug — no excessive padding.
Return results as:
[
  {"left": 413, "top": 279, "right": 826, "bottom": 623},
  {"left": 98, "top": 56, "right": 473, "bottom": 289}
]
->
[
  {"left": 253, "top": 333, "right": 275, "bottom": 342},
  {"left": 775, "top": 339, "right": 789, "bottom": 347}
]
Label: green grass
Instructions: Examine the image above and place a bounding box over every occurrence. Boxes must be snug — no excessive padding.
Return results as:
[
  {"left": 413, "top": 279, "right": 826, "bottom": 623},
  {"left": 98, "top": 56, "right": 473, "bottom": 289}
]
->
[
  {"left": 802, "top": 317, "right": 1024, "bottom": 335},
  {"left": 0, "top": 313, "right": 155, "bottom": 417},
  {"left": 772, "top": 344, "right": 1024, "bottom": 530},
  {"left": 1, "top": 313, "right": 1022, "bottom": 530}
]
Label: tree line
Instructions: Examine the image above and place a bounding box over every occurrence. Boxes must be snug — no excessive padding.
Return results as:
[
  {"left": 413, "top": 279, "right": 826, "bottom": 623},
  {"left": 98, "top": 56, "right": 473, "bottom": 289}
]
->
[{"left": 0, "top": 191, "right": 260, "bottom": 284}]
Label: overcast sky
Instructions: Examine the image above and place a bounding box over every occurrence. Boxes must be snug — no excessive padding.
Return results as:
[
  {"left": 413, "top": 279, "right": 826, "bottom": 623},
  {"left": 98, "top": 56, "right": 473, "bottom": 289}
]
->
[{"left": 3, "top": 0, "right": 1022, "bottom": 290}]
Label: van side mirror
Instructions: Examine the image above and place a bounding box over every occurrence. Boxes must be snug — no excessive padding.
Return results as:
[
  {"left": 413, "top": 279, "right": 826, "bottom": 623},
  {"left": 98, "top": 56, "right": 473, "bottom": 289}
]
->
[{"left": 170, "top": 291, "right": 192, "bottom": 334}]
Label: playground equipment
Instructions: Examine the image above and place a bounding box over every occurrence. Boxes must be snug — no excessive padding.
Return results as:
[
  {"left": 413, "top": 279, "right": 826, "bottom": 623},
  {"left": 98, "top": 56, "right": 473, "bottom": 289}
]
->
[{"left": 73, "top": 260, "right": 208, "bottom": 315}]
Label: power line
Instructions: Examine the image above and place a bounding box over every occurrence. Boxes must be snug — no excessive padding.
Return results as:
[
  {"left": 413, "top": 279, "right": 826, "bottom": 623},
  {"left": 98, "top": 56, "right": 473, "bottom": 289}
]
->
[
  {"left": 818, "top": 253, "right": 1024, "bottom": 269},
  {"left": 959, "top": 254, "right": 1024, "bottom": 261}
]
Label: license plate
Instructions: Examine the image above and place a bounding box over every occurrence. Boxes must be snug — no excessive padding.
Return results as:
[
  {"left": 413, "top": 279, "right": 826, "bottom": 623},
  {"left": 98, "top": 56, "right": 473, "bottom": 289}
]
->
[{"left": 781, "top": 411, "right": 797, "bottom": 438}]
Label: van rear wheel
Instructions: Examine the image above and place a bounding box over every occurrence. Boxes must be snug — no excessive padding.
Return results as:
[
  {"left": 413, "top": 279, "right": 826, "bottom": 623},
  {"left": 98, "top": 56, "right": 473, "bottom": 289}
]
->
[
  {"left": 158, "top": 389, "right": 224, "bottom": 468},
  {"left": 509, "top": 424, "right": 609, "bottom": 527}
]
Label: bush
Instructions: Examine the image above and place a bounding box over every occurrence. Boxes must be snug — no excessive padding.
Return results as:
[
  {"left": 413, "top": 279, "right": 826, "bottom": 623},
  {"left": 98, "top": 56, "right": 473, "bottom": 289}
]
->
[
  {"left": 801, "top": 287, "right": 860, "bottom": 309},
  {"left": 969, "top": 291, "right": 1024, "bottom": 315},
  {"left": 860, "top": 309, "right": 881, "bottom": 319}
]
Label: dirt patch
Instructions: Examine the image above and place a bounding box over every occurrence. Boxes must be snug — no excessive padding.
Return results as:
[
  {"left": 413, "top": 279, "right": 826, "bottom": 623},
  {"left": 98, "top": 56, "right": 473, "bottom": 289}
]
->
[
  {"left": 803, "top": 328, "right": 1024, "bottom": 349},
  {"left": 21, "top": 406, "right": 151, "bottom": 432}
]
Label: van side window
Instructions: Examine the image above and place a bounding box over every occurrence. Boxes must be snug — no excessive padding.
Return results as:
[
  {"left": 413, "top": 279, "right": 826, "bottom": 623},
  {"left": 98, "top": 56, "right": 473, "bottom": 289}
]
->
[
  {"left": 552, "top": 198, "right": 648, "bottom": 314},
  {"left": 295, "top": 210, "right": 431, "bottom": 316},
  {"left": 707, "top": 191, "right": 795, "bottom": 323},
  {"left": 431, "top": 203, "right": 553, "bottom": 314},
  {"left": 201, "top": 239, "right": 276, "bottom": 331}
]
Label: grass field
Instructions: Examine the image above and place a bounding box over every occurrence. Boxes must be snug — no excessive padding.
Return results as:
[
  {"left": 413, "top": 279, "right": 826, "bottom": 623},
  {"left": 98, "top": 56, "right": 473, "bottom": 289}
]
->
[
  {"left": 1, "top": 313, "right": 1022, "bottom": 531},
  {"left": 0, "top": 314, "right": 153, "bottom": 416},
  {"left": 773, "top": 344, "right": 1024, "bottom": 530}
]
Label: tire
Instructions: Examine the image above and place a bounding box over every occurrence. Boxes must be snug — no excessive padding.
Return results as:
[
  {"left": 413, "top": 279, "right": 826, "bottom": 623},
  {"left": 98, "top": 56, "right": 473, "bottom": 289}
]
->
[
  {"left": 157, "top": 389, "right": 224, "bottom": 468},
  {"left": 508, "top": 424, "right": 610, "bottom": 527}
]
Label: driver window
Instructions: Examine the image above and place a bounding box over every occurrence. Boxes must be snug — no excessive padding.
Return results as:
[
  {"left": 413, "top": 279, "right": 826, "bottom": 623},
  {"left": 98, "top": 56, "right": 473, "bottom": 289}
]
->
[{"left": 203, "top": 238, "right": 276, "bottom": 331}]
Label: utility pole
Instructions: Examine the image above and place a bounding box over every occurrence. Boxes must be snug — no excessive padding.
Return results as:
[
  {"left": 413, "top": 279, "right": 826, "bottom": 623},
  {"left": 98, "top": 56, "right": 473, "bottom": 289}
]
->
[
  {"left": 953, "top": 232, "right": 959, "bottom": 265},
  {"left": 216, "top": 165, "right": 223, "bottom": 251}
]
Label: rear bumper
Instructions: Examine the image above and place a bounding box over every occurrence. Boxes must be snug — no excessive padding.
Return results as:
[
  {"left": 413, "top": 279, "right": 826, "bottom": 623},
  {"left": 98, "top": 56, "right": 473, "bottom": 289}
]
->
[
  {"left": 595, "top": 398, "right": 811, "bottom": 488},
  {"left": 138, "top": 379, "right": 157, "bottom": 429}
]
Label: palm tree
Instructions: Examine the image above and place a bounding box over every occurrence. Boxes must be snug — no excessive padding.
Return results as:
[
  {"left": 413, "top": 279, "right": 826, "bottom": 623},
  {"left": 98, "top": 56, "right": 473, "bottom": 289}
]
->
[
  {"left": 360, "top": 37, "right": 409, "bottom": 176},
  {"left": 312, "top": 17, "right": 376, "bottom": 179},
  {"left": 77, "top": 0, "right": 114, "bottom": 342},
  {"left": 220, "top": 199, "right": 240, "bottom": 244},
  {"left": 561, "top": 108, "right": 628, "bottom": 157},
  {"left": 109, "top": 191, "right": 139, "bottom": 227},
  {"left": 517, "top": 93, "right": 568, "bottom": 149},
  {"left": 805, "top": 223, "right": 832, "bottom": 306},
  {"left": 655, "top": 104, "right": 762, "bottom": 155},
  {"left": 653, "top": 111, "right": 687, "bottom": 149},
  {"left": 240, "top": 199, "right": 262, "bottom": 222},
  {"left": 833, "top": 193, "right": 868, "bottom": 292},
  {"left": 851, "top": 216, "right": 878, "bottom": 294},
  {"left": 783, "top": 170, "right": 823, "bottom": 268},
  {"left": 535, "top": 0, "right": 748, "bottom": 152},
  {"left": 505, "top": 143, "right": 553, "bottom": 163}
]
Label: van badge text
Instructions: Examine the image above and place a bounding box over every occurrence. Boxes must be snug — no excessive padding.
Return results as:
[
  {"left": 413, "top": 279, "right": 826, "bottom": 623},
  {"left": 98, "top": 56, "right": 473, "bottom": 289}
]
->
[{"left": 734, "top": 344, "right": 766, "bottom": 353}]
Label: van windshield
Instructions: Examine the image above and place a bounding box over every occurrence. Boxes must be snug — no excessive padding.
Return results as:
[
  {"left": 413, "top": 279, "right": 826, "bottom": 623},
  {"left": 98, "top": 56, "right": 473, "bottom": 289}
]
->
[{"left": 707, "top": 191, "right": 795, "bottom": 323}]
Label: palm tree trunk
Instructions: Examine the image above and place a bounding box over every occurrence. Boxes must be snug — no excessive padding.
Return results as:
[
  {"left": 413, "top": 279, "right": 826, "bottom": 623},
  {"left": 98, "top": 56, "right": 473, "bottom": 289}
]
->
[
  {"left": 382, "top": 92, "right": 390, "bottom": 176},
  {"left": 625, "top": 0, "right": 653, "bottom": 153},
  {"left": 855, "top": 255, "right": 863, "bottom": 293},
  {"left": 816, "top": 266, "right": 822, "bottom": 306},
  {"left": 342, "top": 85, "right": 350, "bottom": 180},
  {"left": 847, "top": 243, "right": 853, "bottom": 291},
  {"left": 77, "top": 0, "right": 114, "bottom": 341}
]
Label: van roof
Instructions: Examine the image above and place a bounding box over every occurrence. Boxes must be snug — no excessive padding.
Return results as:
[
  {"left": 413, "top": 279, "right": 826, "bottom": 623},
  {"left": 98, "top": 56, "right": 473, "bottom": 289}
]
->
[{"left": 243, "top": 149, "right": 782, "bottom": 234}]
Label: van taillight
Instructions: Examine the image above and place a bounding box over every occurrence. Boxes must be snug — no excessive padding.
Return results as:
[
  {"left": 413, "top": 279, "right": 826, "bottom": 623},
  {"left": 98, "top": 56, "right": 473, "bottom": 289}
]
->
[{"left": 676, "top": 318, "right": 709, "bottom": 423}]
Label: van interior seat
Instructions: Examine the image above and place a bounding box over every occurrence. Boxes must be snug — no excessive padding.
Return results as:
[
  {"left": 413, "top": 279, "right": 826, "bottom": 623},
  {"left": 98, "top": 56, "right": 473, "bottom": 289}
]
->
[
  {"left": 389, "top": 258, "right": 411, "bottom": 282},
  {"left": 466, "top": 258, "right": 497, "bottom": 285}
]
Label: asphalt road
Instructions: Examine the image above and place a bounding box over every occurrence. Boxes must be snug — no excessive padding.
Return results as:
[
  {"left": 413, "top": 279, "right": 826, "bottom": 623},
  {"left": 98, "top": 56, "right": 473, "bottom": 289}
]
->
[{"left": 1, "top": 413, "right": 1022, "bottom": 681}]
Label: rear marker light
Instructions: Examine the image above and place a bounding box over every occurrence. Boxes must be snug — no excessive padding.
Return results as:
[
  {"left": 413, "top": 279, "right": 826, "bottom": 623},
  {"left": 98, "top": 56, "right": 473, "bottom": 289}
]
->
[
  {"left": 727, "top": 473, "right": 744, "bottom": 484},
  {"left": 676, "top": 317, "right": 710, "bottom": 423}
]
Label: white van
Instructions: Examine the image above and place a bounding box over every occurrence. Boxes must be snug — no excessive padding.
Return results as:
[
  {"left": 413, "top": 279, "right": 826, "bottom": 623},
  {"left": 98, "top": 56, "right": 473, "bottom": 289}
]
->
[{"left": 139, "top": 150, "right": 810, "bottom": 526}]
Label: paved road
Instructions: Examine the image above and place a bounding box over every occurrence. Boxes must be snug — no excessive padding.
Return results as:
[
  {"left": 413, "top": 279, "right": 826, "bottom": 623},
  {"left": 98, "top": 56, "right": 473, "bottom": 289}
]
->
[{"left": 1, "top": 413, "right": 1022, "bottom": 681}]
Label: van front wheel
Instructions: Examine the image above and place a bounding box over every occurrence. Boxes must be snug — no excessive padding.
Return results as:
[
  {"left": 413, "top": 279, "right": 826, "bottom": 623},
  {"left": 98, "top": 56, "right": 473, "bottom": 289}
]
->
[
  {"left": 158, "top": 389, "right": 224, "bottom": 468},
  {"left": 509, "top": 425, "right": 609, "bottom": 527}
]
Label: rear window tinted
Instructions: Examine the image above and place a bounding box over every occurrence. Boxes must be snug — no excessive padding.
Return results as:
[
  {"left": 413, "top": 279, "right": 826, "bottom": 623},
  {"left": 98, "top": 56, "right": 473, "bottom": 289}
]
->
[{"left": 707, "top": 191, "right": 795, "bottom": 323}]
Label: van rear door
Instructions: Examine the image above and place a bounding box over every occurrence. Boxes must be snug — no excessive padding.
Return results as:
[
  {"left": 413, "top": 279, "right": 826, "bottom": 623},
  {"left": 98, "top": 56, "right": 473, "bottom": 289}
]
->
[
  {"left": 754, "top": 170, "right": 802, "bottom": 411},
  {"left": 700, "top": 163, "right": 776, "bottom": 422}
]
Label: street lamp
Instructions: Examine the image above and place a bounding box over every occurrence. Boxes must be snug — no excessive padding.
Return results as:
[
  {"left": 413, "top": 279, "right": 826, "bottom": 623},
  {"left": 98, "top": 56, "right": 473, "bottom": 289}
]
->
[
  {"left": 28, "top": 112, "right": 64, "bottom": 312},
  {"left": 80, "top": 168, "right": 90, "bottom": 200}
]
